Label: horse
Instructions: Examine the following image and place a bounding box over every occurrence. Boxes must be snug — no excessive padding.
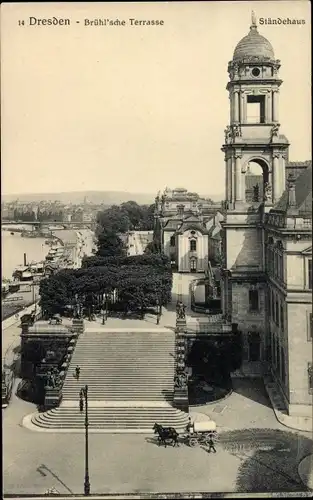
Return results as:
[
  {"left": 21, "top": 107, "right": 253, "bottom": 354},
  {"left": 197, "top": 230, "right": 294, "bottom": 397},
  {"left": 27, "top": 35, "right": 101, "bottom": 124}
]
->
[{"left": 153, "top": 423, "right": 179, "bottom": 448}]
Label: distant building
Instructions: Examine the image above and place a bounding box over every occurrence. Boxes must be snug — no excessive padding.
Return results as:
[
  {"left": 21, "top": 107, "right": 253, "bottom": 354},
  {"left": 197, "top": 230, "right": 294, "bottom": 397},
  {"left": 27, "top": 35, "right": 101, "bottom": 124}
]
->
[{"left": 154, "top": 187, "right": 223, "bottom": 272}]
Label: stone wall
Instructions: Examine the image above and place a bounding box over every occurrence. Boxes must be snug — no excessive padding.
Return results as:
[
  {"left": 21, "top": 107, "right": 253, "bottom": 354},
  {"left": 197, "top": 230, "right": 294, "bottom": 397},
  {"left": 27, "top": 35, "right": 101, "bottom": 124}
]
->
[
  {"left": 287, "top": 302, "right": 312, "bottom": 410},
  {"left": 226, "top": 227, "right": 263, "bottom": 271},
  {"left": 231, "top": 282, "right": 266, "bottom": 361}
]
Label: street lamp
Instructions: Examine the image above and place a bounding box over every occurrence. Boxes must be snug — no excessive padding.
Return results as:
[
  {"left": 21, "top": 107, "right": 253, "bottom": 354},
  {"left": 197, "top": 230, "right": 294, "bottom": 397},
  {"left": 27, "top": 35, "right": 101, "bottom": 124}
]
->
[
  {"left": 156, "top": 297, "right": 161, "bottom": 325},
  {"left": 79, "top": 385, "right": 90, "bottom": 496}
]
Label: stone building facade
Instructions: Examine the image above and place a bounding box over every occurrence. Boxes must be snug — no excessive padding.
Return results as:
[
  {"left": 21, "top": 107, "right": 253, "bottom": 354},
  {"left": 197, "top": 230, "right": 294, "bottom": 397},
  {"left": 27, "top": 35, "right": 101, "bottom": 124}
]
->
[
  {"left": 220, "top": 14, "right": 312, "bottom": 417},
  {"left": 154, "top": 187, "right": 223, "bottom": 272}
]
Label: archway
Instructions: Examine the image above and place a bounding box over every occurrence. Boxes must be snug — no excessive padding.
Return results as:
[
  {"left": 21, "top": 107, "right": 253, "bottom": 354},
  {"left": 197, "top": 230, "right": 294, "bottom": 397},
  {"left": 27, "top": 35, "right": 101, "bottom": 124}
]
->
[{"left": 244, "top": 158, "right": 270, "bottom": 203}]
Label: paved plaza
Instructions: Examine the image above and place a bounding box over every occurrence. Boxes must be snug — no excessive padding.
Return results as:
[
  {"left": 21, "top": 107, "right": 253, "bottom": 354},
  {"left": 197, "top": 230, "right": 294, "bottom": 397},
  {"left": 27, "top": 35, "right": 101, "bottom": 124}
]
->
[
  {"left": 3, "top": 370, "right": 312, "bottom": 495},
  {"left": 2, "top": 273, "right": 313, "bottom": 495}
]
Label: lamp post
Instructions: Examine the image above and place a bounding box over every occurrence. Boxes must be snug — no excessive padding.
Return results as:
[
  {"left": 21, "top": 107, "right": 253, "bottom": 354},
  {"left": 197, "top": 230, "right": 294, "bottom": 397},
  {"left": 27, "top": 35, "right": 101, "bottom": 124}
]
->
[
  {"left": 156, "top": 297, "right": 161, "bottom": 325},
  {"left": 79, "top": 385, "right": 90, "bottom": 496}
]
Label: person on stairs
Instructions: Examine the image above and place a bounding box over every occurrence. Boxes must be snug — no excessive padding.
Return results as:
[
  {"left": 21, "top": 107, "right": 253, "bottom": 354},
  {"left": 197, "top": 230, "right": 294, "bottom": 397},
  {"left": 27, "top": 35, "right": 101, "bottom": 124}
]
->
[{"left": 75, "top": 365, "right": 81, "bottom": 380}]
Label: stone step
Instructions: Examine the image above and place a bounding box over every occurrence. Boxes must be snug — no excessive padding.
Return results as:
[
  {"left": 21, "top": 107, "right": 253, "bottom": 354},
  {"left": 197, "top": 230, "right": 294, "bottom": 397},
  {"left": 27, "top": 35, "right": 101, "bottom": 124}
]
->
[
  {"left": 62, "top": 394, "right": 173, "bottom": 399},
  {"left": 31, "top": 407, "right": 188, "bottom": 431}
]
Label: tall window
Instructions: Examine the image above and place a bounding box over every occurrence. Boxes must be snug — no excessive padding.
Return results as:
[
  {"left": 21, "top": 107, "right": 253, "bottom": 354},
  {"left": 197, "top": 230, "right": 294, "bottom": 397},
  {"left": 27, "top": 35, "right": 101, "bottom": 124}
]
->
[
  {"left": 308, "top": 259, "right": 312, "bottom": 289},
  {"left": 246, "top": 95, "right": 266, "bottom": 124},
  {"left": 190, "top": 259, "right": 197, "bottom": 271},
  {"left": 249, "top": 290, "right": 259, "bottom": 311},
  {"left": 309, "top": 313, "right": 313, "bottom": 340},
  {"left": 271, "top": 290, "right": 275, "bottom": 320},
  {"left": 275, "top": 300, "right": 279, "bottom": 326},
  {"left": 308, "top": 363, "right": 313, "bottom": 394},
  {"left": 276, "top": 339, "right": 280, "bottom": 374},
  {"left": 190, "top": 240, "right": 197, "bottom": 251},
  {"left": 280, "top": 304, "right": 284, "bottom": 332},
  {"left": 170, "top": 235, "right": 175, "bottom": 247},
  {"left": 281, "top": 347, "right": 286, "bottom": 384}
]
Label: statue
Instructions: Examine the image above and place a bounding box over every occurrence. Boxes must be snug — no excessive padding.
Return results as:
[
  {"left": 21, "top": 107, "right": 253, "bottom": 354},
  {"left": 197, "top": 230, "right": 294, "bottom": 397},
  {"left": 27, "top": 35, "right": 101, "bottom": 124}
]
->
[
  {"left": 251, "top": 10, "right": 257, "bottom": 27},
  {"left": 264, "top": 182, "right": 272, "bottom": 201},
  {"left": 224, "top": 126, "right": 232, "bottom": 144},
  {"left": 233, "top": 63, "right": 239, "bottom": 78},
  {"left": 252, "top": 184, "right": 260, "bottom": 202},
  {"left": 232, "top": 124, "right": 241, "bottom": 137},
  {"left": 174, "top": 371, "right": 188, "bottom": 389},
  {"left": 176, "top": 301, "right": 186, "bottom": 320},
  {"left": 46, "top": 368, "right": 60, "bottom": 388},
  {"left": 271, "top": 123, "right": 280, "bottom": 138}
]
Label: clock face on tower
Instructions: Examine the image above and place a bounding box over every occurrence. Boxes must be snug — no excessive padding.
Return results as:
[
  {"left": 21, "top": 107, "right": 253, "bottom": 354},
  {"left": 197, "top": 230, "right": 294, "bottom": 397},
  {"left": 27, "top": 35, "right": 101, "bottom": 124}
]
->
[{"left": 251, "top": 67, "right": 261, "bottom": 77}]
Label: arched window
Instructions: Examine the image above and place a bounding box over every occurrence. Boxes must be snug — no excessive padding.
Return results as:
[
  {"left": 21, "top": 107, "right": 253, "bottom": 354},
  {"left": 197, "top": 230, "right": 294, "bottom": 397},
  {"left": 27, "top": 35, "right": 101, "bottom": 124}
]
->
[{"left": 190, "top": 240, "right": 197, "bottom": 251}]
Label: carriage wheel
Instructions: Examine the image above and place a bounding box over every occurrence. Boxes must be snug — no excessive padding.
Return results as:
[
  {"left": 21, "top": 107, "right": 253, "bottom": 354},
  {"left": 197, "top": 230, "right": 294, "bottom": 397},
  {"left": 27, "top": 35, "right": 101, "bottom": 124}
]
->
[{"left": 188, "top": 437, "right": 198, "bottom": 447}]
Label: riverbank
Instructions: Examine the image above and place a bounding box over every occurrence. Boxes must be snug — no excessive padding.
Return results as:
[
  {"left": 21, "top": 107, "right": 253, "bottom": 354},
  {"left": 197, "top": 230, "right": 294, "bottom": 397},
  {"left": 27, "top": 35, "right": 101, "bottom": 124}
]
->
[{"left": 1, "top": 286, "right": 40, "bottom": 321}]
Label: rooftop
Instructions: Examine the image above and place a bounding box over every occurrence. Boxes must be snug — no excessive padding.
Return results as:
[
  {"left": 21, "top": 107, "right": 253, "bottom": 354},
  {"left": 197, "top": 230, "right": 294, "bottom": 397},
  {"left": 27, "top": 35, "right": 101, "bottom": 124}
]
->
[{"left": 233, "top": 14, "right": 275, "bottom": 62}]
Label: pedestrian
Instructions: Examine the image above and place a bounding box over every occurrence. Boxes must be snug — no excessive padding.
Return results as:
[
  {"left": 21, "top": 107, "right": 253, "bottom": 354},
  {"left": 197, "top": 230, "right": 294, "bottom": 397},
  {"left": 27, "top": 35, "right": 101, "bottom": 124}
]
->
[
  {"left": 186, "top": 417, "right": 193, "bottom": 433},
  {"left": 207, "top": 435, "right": 216, "bottom": 453},
  {"left": 75, "top": 365, "right": 81, "bottom": 380}
]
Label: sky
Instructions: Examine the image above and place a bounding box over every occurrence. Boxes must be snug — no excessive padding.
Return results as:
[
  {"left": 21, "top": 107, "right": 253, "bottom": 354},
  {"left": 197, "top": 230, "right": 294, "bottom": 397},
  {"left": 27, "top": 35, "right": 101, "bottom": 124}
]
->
[{"left": 1, "top": 1, "right": 311, "bottom": 197}]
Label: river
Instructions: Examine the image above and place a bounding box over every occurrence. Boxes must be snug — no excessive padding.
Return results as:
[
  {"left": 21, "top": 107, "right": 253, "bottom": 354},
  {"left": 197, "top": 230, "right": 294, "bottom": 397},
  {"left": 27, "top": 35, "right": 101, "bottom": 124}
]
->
[{"left": 1, "top": 230, "right": 49, "bottom": 280}]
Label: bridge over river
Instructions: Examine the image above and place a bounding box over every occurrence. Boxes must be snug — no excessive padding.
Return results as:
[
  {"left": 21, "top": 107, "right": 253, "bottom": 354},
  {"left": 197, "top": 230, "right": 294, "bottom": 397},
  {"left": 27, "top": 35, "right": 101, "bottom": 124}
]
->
[{"left": 2, "top": 220, "right": 95, "bottom": 230}]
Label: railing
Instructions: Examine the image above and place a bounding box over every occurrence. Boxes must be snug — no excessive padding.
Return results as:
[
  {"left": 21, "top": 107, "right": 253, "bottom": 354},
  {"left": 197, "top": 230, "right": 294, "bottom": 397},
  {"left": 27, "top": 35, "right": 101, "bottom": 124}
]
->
[{"left": 186, "top": 320, "right": 232, "bottom": 334}]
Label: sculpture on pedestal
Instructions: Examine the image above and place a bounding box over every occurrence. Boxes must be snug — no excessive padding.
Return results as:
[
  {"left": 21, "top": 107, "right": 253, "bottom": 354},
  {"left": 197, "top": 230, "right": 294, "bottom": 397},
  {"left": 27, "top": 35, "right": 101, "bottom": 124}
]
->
[
  {"left": 46, "top": 367, "right": 61, "bottom": 388},
  {"left": 232, "top": 124, "right": 242, "bottom": 137},
  {"left": 271, "top": 123, "right": 280, "bottom": 138},
  {"left": 224, "top": 126, "right": 232, "bottom": 144},
  {"left": 174, "top": 371, "right": 188, "bottom": 390},
  {"left": 176, "top": 301, "right": 186, "bottom": 320}
]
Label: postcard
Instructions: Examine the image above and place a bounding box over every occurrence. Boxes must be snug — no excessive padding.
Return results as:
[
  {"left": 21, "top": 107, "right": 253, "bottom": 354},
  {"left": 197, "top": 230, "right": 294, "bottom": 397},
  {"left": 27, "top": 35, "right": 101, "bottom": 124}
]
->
[{"left": 1, "top": 1, "right": 312, "bottom": 498}]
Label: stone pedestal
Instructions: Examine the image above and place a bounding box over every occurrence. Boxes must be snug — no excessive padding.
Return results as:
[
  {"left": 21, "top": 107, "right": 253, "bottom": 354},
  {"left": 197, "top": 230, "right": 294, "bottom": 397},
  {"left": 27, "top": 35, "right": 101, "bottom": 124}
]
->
[
  {"left": 176, "top": 318, "right": 187, "bottom": 333},
  {"left": 174, "top": 316, "right": 189, "bottom": 412},
  {"left": 44, "top": 387, "right": 62, "bottom": 409},
  {"left": 173, "top": 389, "right": 189, "bottom": 413},
  {"left": 72, "top": 319, "right": 84, "bottom": 335}
]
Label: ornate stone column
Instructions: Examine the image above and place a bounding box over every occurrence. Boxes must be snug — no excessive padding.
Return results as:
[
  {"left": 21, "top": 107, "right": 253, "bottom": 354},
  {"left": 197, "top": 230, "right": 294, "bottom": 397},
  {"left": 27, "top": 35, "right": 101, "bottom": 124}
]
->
[
  {"left": 272, "top": 90, "right": 279, "bottom": 122},
  {"left": 239, "top": 92, "right": 244, "bottom": 123},
  {"left": 233, "top": 91, "right": 239, "bottom": 123},
  {"left": 281, "top": 153, "right": 287, "bottom": 190},
  {"left": 266, "top": 168, "right": 273, "bottom": 203},
  {"left": 235, "top": 153, "right": 243, "bottom": 202},
  {"left": 266, "top": 92, "right": 272, "bottom": 123},
  {"left": 272, "top": 153, "right": 280, "bottom": 202},
  {"left": 226, "top": 157, "right": 232, "bottom": 201}
]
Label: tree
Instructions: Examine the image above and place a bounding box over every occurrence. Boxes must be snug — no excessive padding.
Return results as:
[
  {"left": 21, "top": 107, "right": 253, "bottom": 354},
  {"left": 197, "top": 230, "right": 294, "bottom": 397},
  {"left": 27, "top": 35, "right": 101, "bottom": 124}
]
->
[
  {"left": 145, "top": 239, "right": 162, "bottom": 254},
  {"left": 96, "top": 228, "right": 126, "bottom": 257},
  {"left": 96, "top": 205, "right": 131, "bottom": 234}
]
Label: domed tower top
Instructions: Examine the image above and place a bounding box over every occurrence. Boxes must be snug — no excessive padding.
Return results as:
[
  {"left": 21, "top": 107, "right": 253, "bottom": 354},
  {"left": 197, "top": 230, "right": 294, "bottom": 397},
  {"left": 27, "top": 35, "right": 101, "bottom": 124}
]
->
[{"left": 233, "top": 11, "right": 275, "bottom": 62}]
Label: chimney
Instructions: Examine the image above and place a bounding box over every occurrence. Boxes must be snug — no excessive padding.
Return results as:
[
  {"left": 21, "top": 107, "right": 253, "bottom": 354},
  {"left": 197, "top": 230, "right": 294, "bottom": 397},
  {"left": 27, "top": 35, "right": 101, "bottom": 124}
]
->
[
  {"left": 287, "top": 173, "right": 296, "bottom": 208},
  {"left": 23, "top": 253, "right": 27, "bottom": 266}
]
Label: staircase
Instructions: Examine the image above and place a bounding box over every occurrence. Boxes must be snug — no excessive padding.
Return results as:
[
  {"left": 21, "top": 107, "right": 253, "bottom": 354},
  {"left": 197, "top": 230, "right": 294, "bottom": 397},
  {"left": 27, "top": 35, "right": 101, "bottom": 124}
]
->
[{"left": 30, "top": 329, "right": 189, "bottom": 432}]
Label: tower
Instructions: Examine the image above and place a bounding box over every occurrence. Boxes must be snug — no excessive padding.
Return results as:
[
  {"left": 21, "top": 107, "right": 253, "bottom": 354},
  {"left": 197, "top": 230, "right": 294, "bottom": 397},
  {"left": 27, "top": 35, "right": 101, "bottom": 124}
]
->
[
  {"left": 223, "top": 11, "right": 289, "bottom": 207},
  {"left": 220, "top": 13, "right": 290, "bottom": 371}
]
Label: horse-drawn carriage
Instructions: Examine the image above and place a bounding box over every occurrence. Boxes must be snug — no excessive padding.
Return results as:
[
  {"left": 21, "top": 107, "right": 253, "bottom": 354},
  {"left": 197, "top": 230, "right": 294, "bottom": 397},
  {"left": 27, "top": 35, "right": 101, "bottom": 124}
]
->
[
  {"left": 153, "top": 419, "right": 217, "bottom": 448},
  {"left": 182, "top": 419, "right": 217, "bottom": 447}
]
